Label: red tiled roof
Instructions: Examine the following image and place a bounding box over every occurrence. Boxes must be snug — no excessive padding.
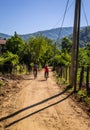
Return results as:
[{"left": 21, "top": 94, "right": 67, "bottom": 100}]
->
[{"left": 0, "top": 39, "right": 6, "bottom": 45}]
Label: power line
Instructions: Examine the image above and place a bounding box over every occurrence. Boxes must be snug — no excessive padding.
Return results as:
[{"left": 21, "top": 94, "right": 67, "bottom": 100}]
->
[
  {"left": 49, "top": 0, "right": 75, "bottom": 42},
  {"left": 53, "top": 0, "right": 74, "bottom": 29},
  {"left": 82, "top": 0, "right": 89, "bottom": 26},
  {"left": 56, "top": 0, "right": 70, "bottom": 40}
]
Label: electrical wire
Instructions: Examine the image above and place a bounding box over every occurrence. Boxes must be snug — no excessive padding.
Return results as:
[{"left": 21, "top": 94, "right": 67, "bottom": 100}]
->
[
  {"left": 56, "top": 0, "right": 70, "bottom": 41},
  {"left": 52, "top": 0, "right": 73, "bottom": 29},
  {"left": 48, "top": 0, "right": 75, "bottom": 43},
  {"left": 53, "top": 0, "right": 74, "bottom": 34},
  {"left": 82, "top": 0, "right": 89, "bottom": 26}
]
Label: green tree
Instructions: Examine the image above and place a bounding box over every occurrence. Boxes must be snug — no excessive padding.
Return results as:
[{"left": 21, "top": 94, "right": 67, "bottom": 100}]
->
[
  {"left": 20, "top": 42, "right": 32, "bottom": 65},
  {"left": 6, "top": 32, "right": 24, "bottom": 56},
  {"left": 61, "top": 37, "right": 72, "bottom": 53},
  {"left": 78, "top": 48, "right": 89, "bottom": 67},
  {"left": 28, "top": 36, "right": 54, "bottom": 66},
  {"left": 0, "top": 51, "right": 19, "bottom": 73}
]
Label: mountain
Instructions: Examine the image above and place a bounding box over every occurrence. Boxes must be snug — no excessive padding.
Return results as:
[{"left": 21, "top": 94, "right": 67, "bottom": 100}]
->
[
  {"left": 0, "top": 33, "right": 11, "bottom": 40},
  {"left": 79, "top": 26, "right": 90, "bottom": 47},
  {"left": 1, "top": 26, "right": 90, "bottom": 47},
  {"left": 69, "top": 26, "right": 90, "bottom": 47},
  {"left": 21, "top": 27, "right": 74, "bottom": 40},
  {"left": 0, "top": 27, "right": 74, "bottom": 41},
  {"left": 20, "top": 27, "right": 73, "bottom": 41}
]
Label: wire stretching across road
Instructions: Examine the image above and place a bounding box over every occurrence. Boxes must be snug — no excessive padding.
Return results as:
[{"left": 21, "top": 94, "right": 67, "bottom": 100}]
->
[
  {"left": 53, "top": 0, "right": 74, "bottom": 29},
  {"left": 82, "top": 0, "right": 89, "bottom": 26},
  {"left": 56, "top": 0, "right": 70, "bottom": 40}
]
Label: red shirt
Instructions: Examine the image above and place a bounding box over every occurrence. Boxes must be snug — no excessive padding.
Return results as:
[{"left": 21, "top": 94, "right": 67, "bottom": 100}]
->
[{"left": 45, "top": 66, "right": 49, "bottom": 72}]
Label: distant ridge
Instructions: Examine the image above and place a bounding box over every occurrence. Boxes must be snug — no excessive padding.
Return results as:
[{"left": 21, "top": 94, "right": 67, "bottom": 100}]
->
[
  {"left": 0, "top": 33, "right": 11, "bottom": 39},
  {"left": 0, "top": 26, "right": 89, "bottom": 46},
  {"left": 20, "top": 27, "right": 73, "bottom": 40},
  {"left": 0, "top": 27, "right": 74, "bottom": 41}
]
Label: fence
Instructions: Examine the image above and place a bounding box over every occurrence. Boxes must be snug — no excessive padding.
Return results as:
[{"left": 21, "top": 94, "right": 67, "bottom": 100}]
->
[{"left": 55, "top": 65, "right": 90, "bottom": 95}]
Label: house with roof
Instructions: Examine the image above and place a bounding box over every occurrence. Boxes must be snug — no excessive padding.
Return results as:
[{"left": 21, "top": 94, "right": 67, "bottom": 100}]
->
[{"left": 0, "top": 39, "right": 7, "bottom": 54}]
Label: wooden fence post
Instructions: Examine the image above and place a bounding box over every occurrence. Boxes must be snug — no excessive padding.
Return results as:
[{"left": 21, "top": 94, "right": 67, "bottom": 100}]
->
[
  {"left": 86, "top": 66, "right": 90, "bottom": 96},
  {"left": 79, "top": 66, "right": 84, "bottom": 90}
]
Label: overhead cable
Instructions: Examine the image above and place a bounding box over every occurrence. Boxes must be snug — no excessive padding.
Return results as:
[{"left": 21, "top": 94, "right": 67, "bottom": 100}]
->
[
  {"left": 82, "top": 0, "right": 89, "bottom": 26},
  {"left": 56, "top": 0, "right": 70, "bottom": 40}
]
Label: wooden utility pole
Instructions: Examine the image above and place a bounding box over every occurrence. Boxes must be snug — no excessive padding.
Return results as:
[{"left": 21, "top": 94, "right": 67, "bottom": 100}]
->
[
  {"left": 74, "top": 0, "right": 81, "bottom": 89},
  {"left": 70, "top": 0, "right": 81, "bottom": 91}
]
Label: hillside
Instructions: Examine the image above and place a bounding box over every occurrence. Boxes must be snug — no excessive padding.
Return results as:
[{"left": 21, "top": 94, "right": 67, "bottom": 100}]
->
[
  {"left": 68, "top": 26, "right": 90, "bottom": 47},
  {"left": 0, "top": 27, "right": 73, "bottom": 41},
  {"left": 1, "top": 26, "right": 90, "bottom": 47},
  {"left": 80, "top": 26, "right": 90, "bottom": 47},
  {"left": 0, "top": 33, "right": 11, "bottom": 40},
  {"left": 20, "top": 27, "right": 73, "bottom": 40}
]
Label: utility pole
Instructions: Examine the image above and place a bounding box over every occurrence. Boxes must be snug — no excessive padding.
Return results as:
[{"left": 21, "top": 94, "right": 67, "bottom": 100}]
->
[
  {"left": 74, "top": 0, "right": 81, "bottom": 90},
  {"left": 70, "top": 0, "right": 81, "bottom": 92}
]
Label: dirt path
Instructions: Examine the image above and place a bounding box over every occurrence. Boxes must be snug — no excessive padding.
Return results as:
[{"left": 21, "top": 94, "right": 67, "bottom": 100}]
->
[{"left": 0, "top": 69, "right": 90, "bottom": 130}]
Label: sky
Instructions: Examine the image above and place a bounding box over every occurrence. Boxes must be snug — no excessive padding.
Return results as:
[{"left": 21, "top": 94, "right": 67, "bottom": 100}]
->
[{"left": 0, "top": 0, "right": 90, "bottom": 35}]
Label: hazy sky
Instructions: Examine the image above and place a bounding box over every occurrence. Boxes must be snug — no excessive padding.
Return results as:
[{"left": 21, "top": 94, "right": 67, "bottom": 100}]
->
[{"left": 0, "top": 0, "right": 90, "bottom": 35}]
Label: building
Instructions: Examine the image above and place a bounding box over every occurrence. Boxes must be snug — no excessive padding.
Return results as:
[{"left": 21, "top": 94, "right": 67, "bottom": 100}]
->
[{"left": 0, "top": 39, "right": 7, "bottom": 55}]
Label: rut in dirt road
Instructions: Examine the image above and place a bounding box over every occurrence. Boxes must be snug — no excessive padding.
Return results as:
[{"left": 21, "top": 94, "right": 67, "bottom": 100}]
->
[{"left": 0, "top": 69, "right": 90, "bottom": 130}]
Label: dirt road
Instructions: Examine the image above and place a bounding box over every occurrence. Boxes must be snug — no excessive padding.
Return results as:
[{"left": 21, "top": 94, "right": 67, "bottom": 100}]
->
[{"left": 0, "top": 69, "right": 90, "bottom": 130}]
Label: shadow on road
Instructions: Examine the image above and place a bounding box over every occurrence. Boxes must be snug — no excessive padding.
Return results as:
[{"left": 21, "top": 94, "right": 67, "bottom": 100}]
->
[
  {"left": 38, "top": 79, "right": 47, "bottom": 81},
  {"left": 0, "top": 86, "right": 73, "bottom": 128},
  {"left": 23, "top": 78, "right": 34, "bottom": 80}
]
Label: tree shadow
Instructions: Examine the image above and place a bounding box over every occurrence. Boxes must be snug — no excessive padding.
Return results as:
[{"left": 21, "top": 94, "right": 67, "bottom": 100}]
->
[{"left": 0, "top": 86, "right": 73, "bottom": 128}]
